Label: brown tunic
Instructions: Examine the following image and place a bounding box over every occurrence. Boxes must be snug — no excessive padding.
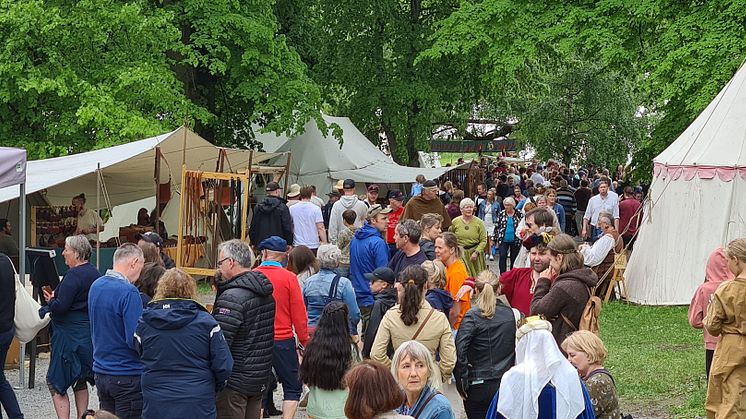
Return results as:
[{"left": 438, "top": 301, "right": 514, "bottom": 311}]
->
[{"left": 401, "top": 196, "right": 452, "bottom": 229}]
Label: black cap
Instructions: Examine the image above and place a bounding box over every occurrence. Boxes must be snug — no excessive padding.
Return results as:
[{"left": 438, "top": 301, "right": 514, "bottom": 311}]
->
[
  {"left": 265, "top": 181, "right": 281, "bottom": 192},
  {"left": 136, "top": 231, "right": 163, "bottom": 248},
  {"left": 343, "top": 179, "right": 356, "bottom": 189},
  {"left": 364, "top": 267, "right": 396, "bottom": 285},
  {"left": 388, "top": 190, "right": 404, "bottom": 201},
  {"left": 423, "top": 180, "right": 437, "bottom": 187},
  {"left": 326, "top": 191, "right": 341, "bottom": 198}
]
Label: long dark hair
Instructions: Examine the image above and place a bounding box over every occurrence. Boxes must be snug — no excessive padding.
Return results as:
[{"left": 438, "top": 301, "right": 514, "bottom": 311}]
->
[
  {"left": 299, "top": 301, "right": 352, "bottom": 390},
  {"left": 399, "top": 265, "right": 428, "bottom": 326}
]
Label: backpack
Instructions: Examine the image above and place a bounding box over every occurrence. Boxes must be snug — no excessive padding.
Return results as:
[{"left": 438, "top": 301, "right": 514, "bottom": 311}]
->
[
  {"left": 561, "top": 285, "right": 602, "bottom": 336},
  {"left": 321, "top": 274, "right": 342, "bottom": 306}
]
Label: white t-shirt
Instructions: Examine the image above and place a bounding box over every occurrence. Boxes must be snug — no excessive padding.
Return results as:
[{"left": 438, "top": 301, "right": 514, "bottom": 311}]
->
[{"left": 289, "top": 201, "right": 324, "bottom": 248}]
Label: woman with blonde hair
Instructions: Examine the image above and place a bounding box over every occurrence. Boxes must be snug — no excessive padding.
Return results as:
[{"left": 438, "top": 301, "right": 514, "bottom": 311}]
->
[
  {"left": 455, "top": 270, "right": 516, "bottom": 418},
  {"left": 435, "top": 232, "right": 471, "bottom": 329},
  {"left": 562, "top": 331, "right": 622, "bottom": 419},
  {"left": 419, "top": 213, "right": 443, "bottom": 261},
  {"left": 422, "top": 260, "right": 452, "bottom": 315},
  {"left": 449, "top": 198, "right": 488, "bottom": 278},
  {"left": 704, "top": 238, "right": 746, "bottom": 418},
  {"left": 530, "top": 234, "right": 598, "bottom": 346},
  {"left": 135, "top": 269, "right": 233, "bottom": 419}
]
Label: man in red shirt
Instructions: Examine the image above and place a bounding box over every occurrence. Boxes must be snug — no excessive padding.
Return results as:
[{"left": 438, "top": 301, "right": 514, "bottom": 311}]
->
[
  {"left": 499, "top": 240, "right": 552, "bottom": 316},
  {"left": 254, "top": 236, "right": 308, "bottom": 419},
  {"left": 385, "top": 190, "right": 405, "bottom": 258},
  {"left": 618, "top": 186, "right": 642, "bottom": 251}
]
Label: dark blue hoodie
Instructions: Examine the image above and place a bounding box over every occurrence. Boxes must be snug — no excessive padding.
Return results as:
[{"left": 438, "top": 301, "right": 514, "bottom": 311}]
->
[
  {"left": 135, "top": 299, "right": 233, "bottom": 419},
  {"left": 426, "top": 288, "right": 454, "bottom": 315},
  {"left": 350, "top": 222, "right": 389, "bottom": 307}
]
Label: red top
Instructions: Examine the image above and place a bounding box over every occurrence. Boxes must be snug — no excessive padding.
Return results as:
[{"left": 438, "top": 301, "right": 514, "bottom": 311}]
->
[
  {"left": 386, "top": 206, "right": 405, "bottom": 244},
  {"left": 500, "top": 268, "right": 534, "bottom": 316},
  {"left": 254, "top": 264, "right": 309, "bottom": 345},
  {"left": 618, "top": 198, "right": 642, "bottom": 237}
]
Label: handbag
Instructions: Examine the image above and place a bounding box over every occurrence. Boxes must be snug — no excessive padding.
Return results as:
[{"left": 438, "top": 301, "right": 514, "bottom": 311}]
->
[
  {"left": 411, "top": 308, "right": 435, "bottom": 340},
  {"left": 8, "top": 255, "right": 51, "bottom": 343}
]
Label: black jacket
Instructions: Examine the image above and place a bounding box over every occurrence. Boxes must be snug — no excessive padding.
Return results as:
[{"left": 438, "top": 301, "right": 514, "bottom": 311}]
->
[
  {"left": 249, "top": 196, "right": 293, "bottom": 245},
  {"left": 213, "top": 270, "right": 275, "bottom": 395},
  {"left": 362, "top": 287, "right": 398, "bottom": 359},
  {"left": 0, "top": 254, "right": 15, "bottom": 332},
  {"left": 419, "top": 240, "right": 436, "bottom": 261},
  {"left": 454, "top": 302, "right": 516, "bottom": 396}
]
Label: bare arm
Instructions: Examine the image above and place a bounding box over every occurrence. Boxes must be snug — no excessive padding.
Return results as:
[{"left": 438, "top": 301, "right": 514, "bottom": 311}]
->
[{"left": 316, "top": 222, "right": 327, "bottom": 244}]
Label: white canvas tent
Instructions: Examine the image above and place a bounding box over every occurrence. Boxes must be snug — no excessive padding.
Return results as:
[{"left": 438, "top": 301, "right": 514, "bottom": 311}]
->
[
  {"left": 625, "top": 61, "right": 746, "bottom": 305},
  {"left": 0, "top": 127, "right": 279, "bottom": 208},
  {"left": 256, "top": 115, "right": 450, "bottom": 195}
]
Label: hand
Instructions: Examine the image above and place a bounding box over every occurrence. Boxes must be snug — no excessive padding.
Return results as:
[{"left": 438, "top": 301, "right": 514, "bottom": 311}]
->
[
  {"left": 582, "top": 228, "right": 588, "bottom": 239},
  {"left": 42, "top": 289, "right": 54, "bottom": 301},
  {"left": 455, "top": 285, "right": 472, "bottom": 300},
  {"left": 578, "top": 243, "right": 589, "bottom": 251},
  {"left": 470, "top": 252, "right": 478, "bottom": 262},
  {"left": 540, "top": 266, "right": 554, "bottom": 279}
]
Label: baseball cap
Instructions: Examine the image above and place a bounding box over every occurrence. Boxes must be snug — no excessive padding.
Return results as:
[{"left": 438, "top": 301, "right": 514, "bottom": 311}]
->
[
  {"left": 136, "top": 231, "right": 163, "bottom": 248},
  {"left": 367, "top": 184, "right": 379, "bottom": 192},
  {"left": 364, "top": 267, "right": 396, "bottom": 285},
  {"left": 367, "top": 204, "right": 393, "bottom": 218},
  {"left": 257, "top": 236, "right": 288, "bottom": 252},
  {"left": 265, "top": 181, "right": 281, "bottom": 192},
  {"left": 287, "top": 184, "right": 301, "bottom": 198},
  {"left": 326, "top": 191, "right": 341, "bottom": 198},
  {"left": 388, "top": 190, "right": 404, "bottom": 201},
  {"left": 343, "top": 179, "right": 356, "bottom": 189}
]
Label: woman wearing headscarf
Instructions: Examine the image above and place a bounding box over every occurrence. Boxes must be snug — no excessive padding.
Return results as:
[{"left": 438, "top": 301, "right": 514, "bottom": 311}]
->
[
  {"left": 449, "top": 198, "right": 488, "bottom": 278},
  {"left": 486, "top": 318, "right": 595, "bottom": 419},
  {"left": 688, "top": 247, "right": 734, "bottom": 379}
]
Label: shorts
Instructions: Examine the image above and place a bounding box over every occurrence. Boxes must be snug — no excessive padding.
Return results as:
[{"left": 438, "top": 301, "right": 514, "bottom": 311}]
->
[{"left": 47, "top": 378, "right": 88, "bottom": 396}]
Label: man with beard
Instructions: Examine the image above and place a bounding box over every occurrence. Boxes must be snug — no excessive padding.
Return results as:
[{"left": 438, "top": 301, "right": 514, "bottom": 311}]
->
[{"left": 499, "top": 236, "right": 553, "bottom": 316}]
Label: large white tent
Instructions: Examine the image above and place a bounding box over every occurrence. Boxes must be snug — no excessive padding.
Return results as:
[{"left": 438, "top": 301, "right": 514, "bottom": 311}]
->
[
  {"left": 256, "top": 115, "right": 450, "bottom": 195},
  {"left": 0, "top": 126, "right": 279, "bottom": 207},
  {"left": 625, "top": 61, "right": 746, "bottom": 305}
]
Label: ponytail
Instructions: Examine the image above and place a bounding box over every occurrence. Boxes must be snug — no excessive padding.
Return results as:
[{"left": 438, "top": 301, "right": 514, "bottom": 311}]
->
[
  {"left": 399, "top": 265, "right": 428, "bottom": 326},
  {"left": 475, "top": 270, "right": 500, "bottom": 318}
]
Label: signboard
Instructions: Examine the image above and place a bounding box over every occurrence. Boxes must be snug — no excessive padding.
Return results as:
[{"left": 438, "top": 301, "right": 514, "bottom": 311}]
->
[{"left": 430, "top": 139, "right": 517, "bottom": 153}]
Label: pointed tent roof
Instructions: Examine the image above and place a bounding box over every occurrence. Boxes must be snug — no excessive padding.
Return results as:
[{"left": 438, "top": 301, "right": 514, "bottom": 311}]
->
[
  {"left": 256, "top": 115, "right": 449, "bottom": 193},
  {"left": 0, "top": 127, "right": 280, "bottom": 207},
  {"left": 655, "top": 61, "right": 746, "bottom": 168}
]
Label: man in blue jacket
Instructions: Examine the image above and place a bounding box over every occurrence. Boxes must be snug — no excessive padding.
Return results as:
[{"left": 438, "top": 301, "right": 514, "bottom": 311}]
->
[
  {"left": 349, "top": 203, "right": 391, "bottom": 334},
  {"left": 88, "top": 243, "right": 144, "bottom": 419}
]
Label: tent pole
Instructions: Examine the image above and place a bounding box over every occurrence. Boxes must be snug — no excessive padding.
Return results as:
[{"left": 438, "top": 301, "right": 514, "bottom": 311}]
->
[
  {"left": 243, "top": 151, "right": 253, "bottom": 242},
  {"left": 18, "top": 182, "right": 26, "bottom": 389},
  {"left": 96, "top": 164, "right": 100, "bottom": 270},
  {"left": 283, "top": 152, "right": 292, "bottom": 193},
  {"left": 155, "top": 147, "right": 161, "bottom": 235}
]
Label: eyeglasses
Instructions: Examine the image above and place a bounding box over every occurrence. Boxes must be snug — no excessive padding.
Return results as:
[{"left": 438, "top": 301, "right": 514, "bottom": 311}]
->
[
  {"left": 217, "top": 257, "right": 232, "bottom": 267},
  {"left": 526, "top": 222, "right": 533, "bottom": 228}
]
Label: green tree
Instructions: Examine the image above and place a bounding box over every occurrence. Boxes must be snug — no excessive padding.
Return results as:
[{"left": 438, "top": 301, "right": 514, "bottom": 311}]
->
[
  {"left": 279, "top": 0, "right": 476, "bottom": 166},
  {"left": 0, "top": 0, "right": 325, "bottom": 158}
]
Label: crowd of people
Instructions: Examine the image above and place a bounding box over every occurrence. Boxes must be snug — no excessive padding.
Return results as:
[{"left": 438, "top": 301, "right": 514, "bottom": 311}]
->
[{"left": 0, "top": 156, "right": 743, "bottom": 419}]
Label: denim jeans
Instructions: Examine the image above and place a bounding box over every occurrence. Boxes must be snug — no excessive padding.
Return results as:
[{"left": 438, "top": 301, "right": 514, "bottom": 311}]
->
[
  {"left": 498, "top": 242, "right": 521, "bottom": 273},
  {"left": 0, "top": 327, "right": 23, "bottom": 419},
  {"left": 95, "top": 373, "right": 143, "bottom": 419}
]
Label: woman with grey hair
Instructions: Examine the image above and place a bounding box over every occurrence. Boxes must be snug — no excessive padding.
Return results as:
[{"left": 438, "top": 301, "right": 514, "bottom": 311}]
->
[
  {"left": 42, "top": 235, "right": 100, "bottom": 419},
  {"left": 302, "top": 244, "right": 361, "bottom": 337},
  {"left": 493, "top": 196, "right": 523, "bottom": 273},
  {"left": 392, "top": 340, "right": 455, "bottom": 418},
  {"left": 449, "top": 197, "right": 488, "bottom": 277},
  {"left": 579, "top": 211, "right": 623, "bottom": 298}
]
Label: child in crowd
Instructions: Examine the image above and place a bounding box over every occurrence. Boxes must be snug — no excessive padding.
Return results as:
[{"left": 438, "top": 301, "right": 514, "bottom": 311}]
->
[
  {"left": 336, "top": 209, "right": 358, "bottom": 278},
  {"left": 688, "top": 247, "right": 733, "bottom": 379},
  {"left": 421, "top": 259, "right": 453, "bottom": 316},
  {"left": 361, "top": 267, "right": 398, "bottom": 359}
]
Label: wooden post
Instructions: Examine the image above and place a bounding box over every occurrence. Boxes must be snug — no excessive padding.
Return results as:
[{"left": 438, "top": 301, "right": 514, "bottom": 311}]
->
[
  {"left": 242, "top": 151, "right": 253, "bottom": 242},
  {"left": 154, "top": 147, "right": 161, "bottom": 235},
  {"left": 96, "top": 163, "right": 101, "bottom": 270},
  {"left": 176, "top": 165, "right": 187, "bottom": 268},
  {"left": 282, "top": 152, "right": 292, "bottom": 193}
]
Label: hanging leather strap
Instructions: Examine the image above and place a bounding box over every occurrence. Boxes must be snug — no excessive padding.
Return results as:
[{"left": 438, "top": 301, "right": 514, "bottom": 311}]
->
[{"left": 412, "top": 308, "right": 435, "bottom": 340}]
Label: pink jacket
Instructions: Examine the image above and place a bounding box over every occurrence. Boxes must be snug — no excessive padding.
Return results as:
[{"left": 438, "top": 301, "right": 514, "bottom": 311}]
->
[{"left": 688, "top": 247, "right": 734, "bottom": 350}]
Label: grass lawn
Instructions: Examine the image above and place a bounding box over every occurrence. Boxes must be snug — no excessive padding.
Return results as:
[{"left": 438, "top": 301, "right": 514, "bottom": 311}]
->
[{"left": 601, "top": 302, "right": 707, "bottom": 418}]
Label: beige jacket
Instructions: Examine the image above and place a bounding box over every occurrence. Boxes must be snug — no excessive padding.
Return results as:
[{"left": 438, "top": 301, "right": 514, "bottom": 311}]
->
[{"left": 370, "top": 300, "right": 456, "bottom": 380}]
